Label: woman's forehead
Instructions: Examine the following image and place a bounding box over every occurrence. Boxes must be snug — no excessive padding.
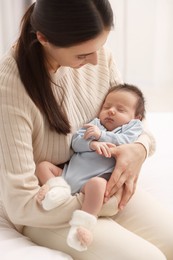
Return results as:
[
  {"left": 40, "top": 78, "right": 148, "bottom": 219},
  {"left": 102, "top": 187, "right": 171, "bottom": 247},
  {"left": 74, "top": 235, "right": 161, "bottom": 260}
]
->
[{"left": 69, "top": 30, "right": 110, "bottom": 55}]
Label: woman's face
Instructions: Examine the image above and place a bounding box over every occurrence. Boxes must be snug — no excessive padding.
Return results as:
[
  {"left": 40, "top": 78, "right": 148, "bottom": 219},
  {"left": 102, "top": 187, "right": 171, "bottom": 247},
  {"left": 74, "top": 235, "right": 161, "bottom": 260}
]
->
[{"left": 38, "top": 30, "right": 110, "bottom": 72}]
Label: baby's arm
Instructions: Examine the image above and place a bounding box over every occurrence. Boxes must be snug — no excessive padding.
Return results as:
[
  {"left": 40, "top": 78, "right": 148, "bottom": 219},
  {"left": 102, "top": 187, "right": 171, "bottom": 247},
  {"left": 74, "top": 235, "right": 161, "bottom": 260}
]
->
[
  {"left": 90, "top": 141, "right": 116, "bottom": 157},
  {"left": 71, "top": 125, "right": 100, "bottom": 152},
  {"left": 100, "top": 120, "right": 143, "bottom": 145},
  {"left": 72, "top": 118, "right": 103, "bottom": 152},
  {"left": 83, "top": 120, "right": 143, "bottom": 145},
  {"left": 83, "top": 124, "right": 101, "bottom": 140}
]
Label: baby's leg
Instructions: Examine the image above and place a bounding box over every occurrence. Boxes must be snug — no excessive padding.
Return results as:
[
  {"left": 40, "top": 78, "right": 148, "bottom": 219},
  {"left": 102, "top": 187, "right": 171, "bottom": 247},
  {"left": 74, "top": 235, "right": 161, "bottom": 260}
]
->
[
  {"left": 67, "top": 177, "right": 106, "bottom": 251},
  {"left": 36, "top": 161, "right": 71, "bottom": 211},
  {"left": 36, "top": 161, "right": 63, "bottom": 185},
  {"left": 36, "top": 161, "right": 63, "bottom": 203},
  {"left": 82, "top": 177, "right": 107, "bottom": 215}
]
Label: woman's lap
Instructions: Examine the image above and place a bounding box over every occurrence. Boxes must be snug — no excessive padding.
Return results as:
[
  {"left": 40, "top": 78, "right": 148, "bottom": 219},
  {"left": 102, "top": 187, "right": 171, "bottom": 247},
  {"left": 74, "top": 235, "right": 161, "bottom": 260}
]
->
[
  {"left": 23, "top": 188, "right": 173, "bottom": 260},
  {"left": 113, "top": 188, "right": 173, "bottom": 259}
]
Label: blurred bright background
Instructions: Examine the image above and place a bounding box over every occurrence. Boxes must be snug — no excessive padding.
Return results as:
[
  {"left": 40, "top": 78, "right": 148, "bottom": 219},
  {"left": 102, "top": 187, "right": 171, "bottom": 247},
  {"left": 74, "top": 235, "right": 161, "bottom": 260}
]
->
[{"left": 108, "top": 0, "right": 173, "bottom": 112}]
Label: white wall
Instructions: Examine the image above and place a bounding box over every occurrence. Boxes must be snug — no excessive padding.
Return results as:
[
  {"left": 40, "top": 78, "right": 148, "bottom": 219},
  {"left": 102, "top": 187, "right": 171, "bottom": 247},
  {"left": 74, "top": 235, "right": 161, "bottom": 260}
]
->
[
  {"left": 153, "top": 0, "right": 173, "bottom": 88},
  {"left": 107, "top": 0, "right": 173, "bottom": 89},
  {"left": 0, "top": 0, "right": 173, "bottom": 90},
  {"left": 0, "top": 0, "right": 33, "bottom": 57},
  {"left": 106, "top": 0, "right": 125, "bottom": 78}
]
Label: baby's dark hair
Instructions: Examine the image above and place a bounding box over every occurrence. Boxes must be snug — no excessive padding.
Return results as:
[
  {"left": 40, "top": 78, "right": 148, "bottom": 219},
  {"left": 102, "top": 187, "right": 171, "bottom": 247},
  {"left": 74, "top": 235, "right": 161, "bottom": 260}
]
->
[{"left": 108, "top": 83, "right": 146, "bottom": 120}]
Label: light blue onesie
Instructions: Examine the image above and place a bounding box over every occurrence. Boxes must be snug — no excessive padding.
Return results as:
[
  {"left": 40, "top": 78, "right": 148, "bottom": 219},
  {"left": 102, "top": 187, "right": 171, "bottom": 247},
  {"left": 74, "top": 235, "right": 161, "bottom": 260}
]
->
[{"left": 62, "top": 118, "right": 143, "bottom": 194}]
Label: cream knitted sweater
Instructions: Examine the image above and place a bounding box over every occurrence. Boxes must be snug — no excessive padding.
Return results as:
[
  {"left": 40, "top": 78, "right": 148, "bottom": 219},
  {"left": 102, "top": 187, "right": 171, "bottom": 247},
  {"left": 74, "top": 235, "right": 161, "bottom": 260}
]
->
[{"left": 0, "top": 47, "right": 154, "bottom": 232}]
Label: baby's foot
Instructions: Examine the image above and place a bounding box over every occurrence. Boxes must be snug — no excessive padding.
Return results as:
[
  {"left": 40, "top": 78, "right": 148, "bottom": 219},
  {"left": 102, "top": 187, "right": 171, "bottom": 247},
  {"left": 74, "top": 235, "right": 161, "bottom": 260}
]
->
[
  {"left": 77, "top": 226, "right": 93, "bottom": 247},
  {"left": 67, "top": 210, "right": 97, "bottom": 251},
  {"left": 36, "top": 184, "right": 50, "bottom": 205},
  {"left": 40, "top": 177, "right": 71, "bottom": 211}
]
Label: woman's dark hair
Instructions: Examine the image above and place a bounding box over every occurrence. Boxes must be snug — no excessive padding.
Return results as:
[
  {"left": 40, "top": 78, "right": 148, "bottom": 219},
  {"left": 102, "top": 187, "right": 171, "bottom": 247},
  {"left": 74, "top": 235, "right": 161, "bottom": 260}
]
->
[
  {"left": 108, "top": 83, "right": 146, "bottom": 120},
  {"left": 15, "top": 0, "right": 114, "bottom": 134}
]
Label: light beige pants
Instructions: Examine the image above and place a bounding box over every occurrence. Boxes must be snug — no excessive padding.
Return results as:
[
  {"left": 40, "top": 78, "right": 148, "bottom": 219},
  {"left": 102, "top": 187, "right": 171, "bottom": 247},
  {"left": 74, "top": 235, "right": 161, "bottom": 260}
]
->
[{"left": 23, "top": 188, "right": 173, "bottom": 260}]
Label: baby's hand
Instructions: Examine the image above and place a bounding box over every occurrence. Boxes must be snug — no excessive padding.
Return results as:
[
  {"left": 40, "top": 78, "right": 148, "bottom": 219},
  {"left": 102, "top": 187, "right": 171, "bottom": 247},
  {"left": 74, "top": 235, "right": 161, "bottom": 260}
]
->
[
  {"left": 83, "top": 124, "right": 101, "bottom": 140},
  {"left": 90, "top": 141, "right": 116, "bottom": 158}
]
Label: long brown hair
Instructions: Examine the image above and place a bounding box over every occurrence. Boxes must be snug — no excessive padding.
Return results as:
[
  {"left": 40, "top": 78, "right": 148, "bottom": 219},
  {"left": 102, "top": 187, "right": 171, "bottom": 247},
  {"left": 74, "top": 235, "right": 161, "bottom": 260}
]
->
[{"left": 15, "top": 0, "right": 113, "bottom": 134}]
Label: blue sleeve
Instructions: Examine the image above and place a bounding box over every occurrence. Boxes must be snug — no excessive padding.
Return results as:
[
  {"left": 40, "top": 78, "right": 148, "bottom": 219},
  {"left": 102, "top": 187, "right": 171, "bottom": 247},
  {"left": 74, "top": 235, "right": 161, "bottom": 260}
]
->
[
  {"left": 71, "top": 118, "right": 99, "bottom": 152},
  {"left": 71, "top": 129, "right": 92, "bottom": 152},
  {"left": 99, "top": 119, "right": 143, "bottom": 145}
]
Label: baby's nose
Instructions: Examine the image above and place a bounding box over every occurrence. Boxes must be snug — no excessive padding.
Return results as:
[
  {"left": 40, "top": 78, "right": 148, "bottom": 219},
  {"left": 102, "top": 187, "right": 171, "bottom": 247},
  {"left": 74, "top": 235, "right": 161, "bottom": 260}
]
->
[{"left": 108, "top": 108, "right": 115, "bottom": 115}]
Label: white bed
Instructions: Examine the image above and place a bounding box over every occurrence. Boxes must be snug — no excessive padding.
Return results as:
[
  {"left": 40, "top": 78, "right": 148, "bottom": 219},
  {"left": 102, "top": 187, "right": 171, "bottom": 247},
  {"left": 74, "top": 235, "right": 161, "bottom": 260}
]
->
[{"left": 0, "top": 112, "right": 173, "bottom": 260}]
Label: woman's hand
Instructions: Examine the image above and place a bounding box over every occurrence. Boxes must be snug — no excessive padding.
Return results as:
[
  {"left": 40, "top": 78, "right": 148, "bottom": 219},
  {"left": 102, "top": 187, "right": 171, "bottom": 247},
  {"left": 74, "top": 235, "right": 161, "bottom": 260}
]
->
[{"left": 105, "top": 143, "right": 146, "bottom": 210}]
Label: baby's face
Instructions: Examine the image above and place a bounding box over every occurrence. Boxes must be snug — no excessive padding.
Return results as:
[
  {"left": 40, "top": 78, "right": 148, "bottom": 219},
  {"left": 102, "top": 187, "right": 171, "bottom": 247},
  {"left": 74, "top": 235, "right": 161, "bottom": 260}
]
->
[{"left": 99, "top": 90, "right": 138, "bottom": 130}]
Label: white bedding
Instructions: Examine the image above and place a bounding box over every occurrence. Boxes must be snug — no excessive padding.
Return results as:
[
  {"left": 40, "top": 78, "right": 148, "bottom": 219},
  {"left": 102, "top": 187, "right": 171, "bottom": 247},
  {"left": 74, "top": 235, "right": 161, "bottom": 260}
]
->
[
  {"left": 0, "top": 206, "right": 72, "bottom": 260},
  {"left": 0, "top": 112, "right": 172, "bottom": 260}
]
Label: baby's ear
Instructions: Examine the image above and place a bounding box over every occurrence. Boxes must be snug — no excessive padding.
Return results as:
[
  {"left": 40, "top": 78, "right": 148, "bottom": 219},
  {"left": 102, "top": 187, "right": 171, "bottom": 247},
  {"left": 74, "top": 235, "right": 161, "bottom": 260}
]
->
[{"left": 136, "top": 114, "right": 142, "bottom": 121}]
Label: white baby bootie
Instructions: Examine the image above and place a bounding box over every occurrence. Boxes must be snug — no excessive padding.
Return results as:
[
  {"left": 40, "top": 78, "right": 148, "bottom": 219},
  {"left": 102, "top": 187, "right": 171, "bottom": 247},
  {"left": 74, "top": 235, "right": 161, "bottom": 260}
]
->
[
  {"left": 67, "top": 210, "right": 97, "bottom": 251},
  {"left": 41, "top": 177, "right": 71, "bottom": 211}
]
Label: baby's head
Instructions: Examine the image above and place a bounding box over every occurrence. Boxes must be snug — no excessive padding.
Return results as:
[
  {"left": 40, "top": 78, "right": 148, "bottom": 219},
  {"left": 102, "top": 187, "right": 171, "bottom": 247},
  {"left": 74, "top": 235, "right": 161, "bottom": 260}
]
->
[
  {"left": 108, "top": 84, "right": 146, "bottom": 120},
  {"left": 99, "top": 83, "right": 145, "bottom": 130}
]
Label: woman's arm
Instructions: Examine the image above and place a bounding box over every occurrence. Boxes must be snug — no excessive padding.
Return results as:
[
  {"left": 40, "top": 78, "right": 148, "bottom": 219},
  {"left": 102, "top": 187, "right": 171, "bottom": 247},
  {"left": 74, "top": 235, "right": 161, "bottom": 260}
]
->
[{"left": 0, "top": 74, "right": 83, "bottom": 230}]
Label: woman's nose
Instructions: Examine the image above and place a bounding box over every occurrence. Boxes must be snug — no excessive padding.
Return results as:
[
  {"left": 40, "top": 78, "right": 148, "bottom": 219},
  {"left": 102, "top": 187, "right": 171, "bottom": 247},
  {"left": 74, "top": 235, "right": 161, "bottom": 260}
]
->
[{"left": 86, "top": 52, "right": 98, "bottom": 65}]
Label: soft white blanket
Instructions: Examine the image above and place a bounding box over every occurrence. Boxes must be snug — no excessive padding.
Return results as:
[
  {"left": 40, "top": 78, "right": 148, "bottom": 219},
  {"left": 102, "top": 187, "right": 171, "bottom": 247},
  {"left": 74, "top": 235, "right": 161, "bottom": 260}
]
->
[{"left": 0, "top": 112, "right": 172, "bottom": 260}]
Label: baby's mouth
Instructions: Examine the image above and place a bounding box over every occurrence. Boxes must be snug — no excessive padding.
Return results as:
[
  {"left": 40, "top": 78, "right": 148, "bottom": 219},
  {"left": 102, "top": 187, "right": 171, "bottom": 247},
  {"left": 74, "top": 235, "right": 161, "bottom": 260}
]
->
[{"left": 105, "top": 117, "right": 114, "bottom": 123}]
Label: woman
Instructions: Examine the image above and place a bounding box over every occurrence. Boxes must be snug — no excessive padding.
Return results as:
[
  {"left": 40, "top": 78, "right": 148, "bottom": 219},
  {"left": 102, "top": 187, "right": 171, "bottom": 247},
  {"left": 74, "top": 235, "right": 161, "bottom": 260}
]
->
[{"left": 0, "top": 0, "right": 172, "bottom": 259}]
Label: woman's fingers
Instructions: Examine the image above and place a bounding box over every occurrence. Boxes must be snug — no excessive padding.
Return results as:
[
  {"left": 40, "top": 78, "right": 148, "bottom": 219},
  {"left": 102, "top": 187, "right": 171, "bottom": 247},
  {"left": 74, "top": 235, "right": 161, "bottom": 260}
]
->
[
  {"left": 105, "top": 165, "right": 126, "bottom": 199},
  {"left": 118, "top": 179, "right": 136, "bottom": 210},
  {"left": 105, "top": 143, "right": 145, "bottom": 206}
]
